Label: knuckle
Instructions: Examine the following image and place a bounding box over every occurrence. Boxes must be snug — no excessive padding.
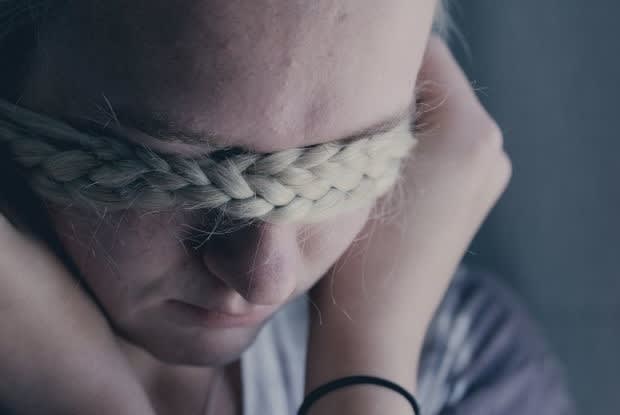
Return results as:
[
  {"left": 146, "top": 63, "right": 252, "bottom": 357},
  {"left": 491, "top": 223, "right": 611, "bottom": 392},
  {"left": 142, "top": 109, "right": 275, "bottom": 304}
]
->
[
  {"left": 480, "top": 119, "right": 504, "bottom": 149},
  {"left": 467, "top": 118, "right": 505, "bottom": 162},
  {"left": 489, "top": 150, "right": 513, "bottom": 195},
  {"left": 500, "top": 151, "right": 513, "bottom": 181},
  {"left": 465, "top": 122, "right": 512, "bottom": 185}
]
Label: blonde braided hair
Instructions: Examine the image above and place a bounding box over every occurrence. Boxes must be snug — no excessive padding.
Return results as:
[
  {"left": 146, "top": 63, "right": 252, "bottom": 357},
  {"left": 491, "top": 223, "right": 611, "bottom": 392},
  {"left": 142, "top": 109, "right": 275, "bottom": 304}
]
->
[
  {"left": 0, "top": 98, "right": 417, "bottom": 224},
  {"left": 0, "top": 0, "right": 442, "bottom": 224}
]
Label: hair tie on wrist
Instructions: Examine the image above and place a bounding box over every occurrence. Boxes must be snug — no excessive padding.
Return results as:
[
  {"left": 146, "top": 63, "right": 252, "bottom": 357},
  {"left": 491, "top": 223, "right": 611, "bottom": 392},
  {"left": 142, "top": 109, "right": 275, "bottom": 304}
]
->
[{"left": 298, "top": 375, "right": 420, "bottom": 415}]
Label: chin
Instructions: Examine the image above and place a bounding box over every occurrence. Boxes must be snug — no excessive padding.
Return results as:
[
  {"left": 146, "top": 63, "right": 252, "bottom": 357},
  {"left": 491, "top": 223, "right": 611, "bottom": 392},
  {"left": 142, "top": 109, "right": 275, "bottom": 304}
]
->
[{"left": 120, "top": 319, "right": 267, "bottom": 367}]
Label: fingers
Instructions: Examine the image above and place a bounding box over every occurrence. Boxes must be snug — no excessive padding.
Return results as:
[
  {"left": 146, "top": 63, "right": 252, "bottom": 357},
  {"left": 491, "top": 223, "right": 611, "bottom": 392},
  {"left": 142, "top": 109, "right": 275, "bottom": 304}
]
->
[
  {"left": 415, "top": 36, "right": 497, "bottom": 137},
  {"left": 417, "top": 36, "right": 477, "bottom": 104},
  {"left": 403, "top": 35, "right": 512, "bottom": 209}
]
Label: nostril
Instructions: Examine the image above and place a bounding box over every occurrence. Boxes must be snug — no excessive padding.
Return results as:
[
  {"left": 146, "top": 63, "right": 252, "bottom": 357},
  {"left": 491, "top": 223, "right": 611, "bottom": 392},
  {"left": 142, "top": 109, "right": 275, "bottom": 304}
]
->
[
  {"left": 200, "top": 221, "right": 300, "bottom": 305},
  {"left": 203, "top": 248, "right": 299, "bottom": 306}
]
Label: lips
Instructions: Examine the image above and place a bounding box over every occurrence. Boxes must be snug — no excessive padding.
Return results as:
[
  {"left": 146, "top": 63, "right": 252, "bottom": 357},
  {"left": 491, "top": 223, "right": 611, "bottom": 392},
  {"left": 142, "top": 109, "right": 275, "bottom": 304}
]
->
[{"left": 165, "top": 300, "right": 276, "bottom": 328}]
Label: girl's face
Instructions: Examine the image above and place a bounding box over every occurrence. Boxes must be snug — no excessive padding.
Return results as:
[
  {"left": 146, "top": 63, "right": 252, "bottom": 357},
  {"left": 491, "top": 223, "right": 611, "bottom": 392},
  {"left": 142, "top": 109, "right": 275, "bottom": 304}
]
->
[{"left": 20, "top": 0, "right": 438, "bottom": 365}]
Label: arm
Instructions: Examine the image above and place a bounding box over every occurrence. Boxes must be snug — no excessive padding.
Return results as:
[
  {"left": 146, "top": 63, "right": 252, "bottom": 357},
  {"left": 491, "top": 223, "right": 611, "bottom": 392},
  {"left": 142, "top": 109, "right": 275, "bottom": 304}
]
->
[
  {"left": 304, "top": 36, "right": 512, "bottom": 414},
  {"left": 0, "top": 214, "right": 155, "bottom": 415}
]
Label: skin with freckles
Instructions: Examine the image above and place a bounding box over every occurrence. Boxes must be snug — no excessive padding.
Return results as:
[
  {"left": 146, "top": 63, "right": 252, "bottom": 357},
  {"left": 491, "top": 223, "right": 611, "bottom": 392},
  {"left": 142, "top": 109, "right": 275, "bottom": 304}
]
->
[{"left": 12, "top": 0, "right": 438, "bottom": 413}]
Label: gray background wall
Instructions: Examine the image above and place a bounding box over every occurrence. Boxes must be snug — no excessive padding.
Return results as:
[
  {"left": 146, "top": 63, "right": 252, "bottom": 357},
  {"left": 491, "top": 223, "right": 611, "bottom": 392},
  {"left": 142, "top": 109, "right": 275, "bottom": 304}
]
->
[{"left": 452, "top": 1, "right": 619, "bottom": 414}]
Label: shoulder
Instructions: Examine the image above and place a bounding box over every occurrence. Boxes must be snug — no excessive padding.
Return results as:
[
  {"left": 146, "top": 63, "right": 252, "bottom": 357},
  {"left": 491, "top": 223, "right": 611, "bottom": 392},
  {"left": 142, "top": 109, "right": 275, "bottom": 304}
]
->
[{"left": 417, "top": 263, "right": 577, "bottom": 415}]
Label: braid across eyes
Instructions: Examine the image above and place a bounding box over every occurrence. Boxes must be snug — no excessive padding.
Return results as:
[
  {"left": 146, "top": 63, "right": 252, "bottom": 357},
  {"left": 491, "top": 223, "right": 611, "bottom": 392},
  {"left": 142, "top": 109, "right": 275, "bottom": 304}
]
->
[{"left": 0, "top": 99, "right": 417, "bottom": 224}]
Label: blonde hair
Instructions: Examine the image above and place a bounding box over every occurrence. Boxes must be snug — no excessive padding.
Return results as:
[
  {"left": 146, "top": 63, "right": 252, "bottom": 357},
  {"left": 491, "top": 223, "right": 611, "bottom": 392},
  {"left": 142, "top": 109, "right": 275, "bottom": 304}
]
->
[{"left": 0, "top": 98, "right": 416, "bottom": 223}]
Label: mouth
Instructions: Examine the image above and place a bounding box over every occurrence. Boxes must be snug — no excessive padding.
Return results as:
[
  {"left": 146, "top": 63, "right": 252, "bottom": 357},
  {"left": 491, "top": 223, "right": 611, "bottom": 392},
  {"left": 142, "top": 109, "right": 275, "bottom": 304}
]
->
[{"left": 165, "top": 300, "right": 276, "bottom": 329}]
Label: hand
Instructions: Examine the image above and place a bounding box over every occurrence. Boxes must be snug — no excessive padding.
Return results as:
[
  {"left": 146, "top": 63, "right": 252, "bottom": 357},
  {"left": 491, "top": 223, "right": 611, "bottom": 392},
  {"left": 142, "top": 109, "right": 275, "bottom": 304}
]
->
[
  {"left": 0, "top": 213, "right": 155, "bottom": 414},
  {"left": 305, "top": 36, "right": 512, "bottom": 394}
]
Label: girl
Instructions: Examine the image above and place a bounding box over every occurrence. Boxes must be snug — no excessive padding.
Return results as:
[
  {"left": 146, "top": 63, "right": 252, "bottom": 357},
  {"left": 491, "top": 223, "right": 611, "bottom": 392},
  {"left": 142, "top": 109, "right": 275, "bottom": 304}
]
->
[{"left": 0, "top": 1, "right": 575, "bottom": 413}]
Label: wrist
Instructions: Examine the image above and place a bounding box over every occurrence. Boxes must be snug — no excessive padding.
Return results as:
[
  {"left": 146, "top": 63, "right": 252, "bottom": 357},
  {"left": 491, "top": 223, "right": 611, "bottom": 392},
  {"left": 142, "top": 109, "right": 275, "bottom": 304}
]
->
[
  {"left": 302, "top": 378, "right": 416, "bottom": 415},
  {"left": 305, "top": 308, "right": 423, "bottom": 395},
  {"left": 306, "top": 292, "right": 430, "bottom": 357}
]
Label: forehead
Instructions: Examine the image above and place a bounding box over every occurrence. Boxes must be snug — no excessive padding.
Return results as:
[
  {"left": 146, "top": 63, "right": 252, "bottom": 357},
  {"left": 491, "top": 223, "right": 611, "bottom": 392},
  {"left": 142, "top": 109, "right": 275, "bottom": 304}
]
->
[{"left": 25, "top": 0, "right": 437, "bottom": 154}]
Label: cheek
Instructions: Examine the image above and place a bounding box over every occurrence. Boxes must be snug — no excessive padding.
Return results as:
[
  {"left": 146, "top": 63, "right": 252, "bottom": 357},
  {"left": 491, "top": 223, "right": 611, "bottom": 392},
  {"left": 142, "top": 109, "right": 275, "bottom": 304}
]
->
[
  {"left": 302, "top": 206, "right": 372, "bottom": 284},
  {"left": 48, "top": 209, "right": 188, "bottom": 311},
  {"left": 48, "top": 205, "right": 372, "bottom": 311}
]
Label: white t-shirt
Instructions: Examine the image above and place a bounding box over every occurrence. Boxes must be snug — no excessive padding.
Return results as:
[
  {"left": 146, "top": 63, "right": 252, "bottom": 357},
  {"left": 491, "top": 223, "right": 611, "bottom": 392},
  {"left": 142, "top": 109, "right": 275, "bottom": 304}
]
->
[{"left": 241, "top": 294, "right": 309, "bottom": 415}]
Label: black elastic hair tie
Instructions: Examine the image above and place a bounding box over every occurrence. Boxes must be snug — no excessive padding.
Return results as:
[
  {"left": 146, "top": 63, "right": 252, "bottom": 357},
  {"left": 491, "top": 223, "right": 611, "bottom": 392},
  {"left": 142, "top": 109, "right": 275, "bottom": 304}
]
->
[{"left": 298, "top": 375, "right": 420, "bottom": 415}]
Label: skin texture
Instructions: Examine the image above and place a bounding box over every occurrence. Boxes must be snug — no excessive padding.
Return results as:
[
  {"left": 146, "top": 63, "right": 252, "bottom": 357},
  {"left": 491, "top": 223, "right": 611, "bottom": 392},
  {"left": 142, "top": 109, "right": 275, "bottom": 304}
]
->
[{"left": 14, "top": 0, "right": 438, "bottom": 412}]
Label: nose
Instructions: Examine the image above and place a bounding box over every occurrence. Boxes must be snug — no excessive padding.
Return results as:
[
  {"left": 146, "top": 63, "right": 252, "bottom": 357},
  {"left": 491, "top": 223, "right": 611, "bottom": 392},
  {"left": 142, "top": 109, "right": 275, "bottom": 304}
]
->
[{"left": 200, "top": 221, "right": 300, "bottom": 306}]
